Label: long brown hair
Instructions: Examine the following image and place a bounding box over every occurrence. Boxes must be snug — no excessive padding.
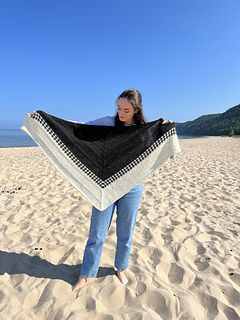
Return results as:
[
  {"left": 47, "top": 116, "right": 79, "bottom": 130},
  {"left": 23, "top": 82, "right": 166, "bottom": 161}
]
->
[{"left": 114, "top": 89, "right": 148, "bottom": 127}]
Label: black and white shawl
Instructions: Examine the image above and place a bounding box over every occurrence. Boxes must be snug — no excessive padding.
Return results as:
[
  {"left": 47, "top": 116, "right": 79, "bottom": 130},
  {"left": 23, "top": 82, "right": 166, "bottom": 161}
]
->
[{"left": 21, "top": 110, "right": 181, "bottom": 210}]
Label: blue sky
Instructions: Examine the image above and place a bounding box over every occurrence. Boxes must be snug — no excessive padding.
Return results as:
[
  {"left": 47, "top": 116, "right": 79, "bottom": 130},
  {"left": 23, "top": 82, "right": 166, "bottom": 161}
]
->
[{"left": 1, "top": 0, "right": 240, "bottom": 129}]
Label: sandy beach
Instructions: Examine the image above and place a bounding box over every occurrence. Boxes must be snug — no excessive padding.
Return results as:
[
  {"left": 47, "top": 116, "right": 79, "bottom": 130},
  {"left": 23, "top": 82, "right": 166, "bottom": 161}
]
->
[{"left": 0, "top": 136, "right": 240, "bottom": 320}]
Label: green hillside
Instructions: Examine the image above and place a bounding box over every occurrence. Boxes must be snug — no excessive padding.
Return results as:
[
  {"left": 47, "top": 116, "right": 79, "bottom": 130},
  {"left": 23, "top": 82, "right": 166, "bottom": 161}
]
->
[{"left": 175, "top": 104, "right": 240, "bottom": 136}]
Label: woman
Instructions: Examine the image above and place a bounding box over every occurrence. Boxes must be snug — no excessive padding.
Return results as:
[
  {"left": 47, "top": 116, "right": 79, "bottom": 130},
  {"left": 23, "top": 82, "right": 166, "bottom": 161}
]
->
[{"left": 71, "top": 88, "right": 172, "bottom": 291}]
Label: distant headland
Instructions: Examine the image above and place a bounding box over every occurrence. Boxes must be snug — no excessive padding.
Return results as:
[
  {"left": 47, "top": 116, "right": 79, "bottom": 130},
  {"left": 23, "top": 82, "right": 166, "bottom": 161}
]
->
[{"left": 176, "top": 104, "right": 240, "bottom": 137}]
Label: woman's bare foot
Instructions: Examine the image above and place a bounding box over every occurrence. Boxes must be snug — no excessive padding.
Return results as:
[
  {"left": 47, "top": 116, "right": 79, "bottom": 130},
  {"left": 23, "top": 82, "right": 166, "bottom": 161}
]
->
[
  {"left": 72, "top": 277, "right": 87, "bottom": 291},
  {"left": 116, "top": 270, "right": 128, "bottom": 285}
]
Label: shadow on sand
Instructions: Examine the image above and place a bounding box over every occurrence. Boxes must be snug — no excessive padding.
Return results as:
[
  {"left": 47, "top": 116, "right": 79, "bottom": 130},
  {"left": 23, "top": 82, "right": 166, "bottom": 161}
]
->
[{"left": 0, "top": 250, "right": 116, "bottom": 285}]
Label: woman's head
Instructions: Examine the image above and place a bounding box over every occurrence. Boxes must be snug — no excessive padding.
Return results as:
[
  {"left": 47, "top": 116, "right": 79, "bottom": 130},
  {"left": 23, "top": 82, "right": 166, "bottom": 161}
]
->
[{"left": 114, "top": 89, "right": 147, "bottom": 126}]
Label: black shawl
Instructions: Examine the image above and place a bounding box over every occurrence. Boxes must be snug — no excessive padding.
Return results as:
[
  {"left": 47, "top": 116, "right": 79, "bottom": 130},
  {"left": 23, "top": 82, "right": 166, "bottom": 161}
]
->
[{"left": 21, "top": 110, "right": 181, "bottom": 210}]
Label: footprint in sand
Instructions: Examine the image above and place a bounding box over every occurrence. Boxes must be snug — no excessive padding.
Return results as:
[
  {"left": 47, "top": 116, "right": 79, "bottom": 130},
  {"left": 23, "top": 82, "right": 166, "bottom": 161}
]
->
[
  {"left": 85, "top": 297, "right": 96, "bottom": 311},
  {"left": 146, "top": 291, "right": 172, "bottom": 320},
  {"left": 207, "top": 230, "right": 229, "bottom": 240},
  {"left": 166, "top": 225, "right": 175, "bottom": 233},
  {"left": 228, "top": 229, "right": 238, "bottom": 236},
  {"left": 199, "top": 292, "right": 218, "bottom": 320},
  {"left": 197, "top": 243, "right": 206, "bottom": 255},
  {"left": 140, "top": 206, "right": 148, "bottom": 216},
  {"left": 136, "top": 281, "right": 146, "bottom": 296},
  {"left": 150, "top": 248, "right": 162, "bottom": 266},
  {"left": 220, "top": 285, "right": 240, "bottom": 307},
  {"left": 145, "top": 190, "right": 153, "bottom": 196},
  {"left": 168, "top": 263, "right": 185, "bottom": 284},
  {"left": 170, "top": 218, "right": 181, "bottom": 226},
  {"left": 190, "top": 276, "right": 203, "bottom": 288},
  {"left": 193, "top": 215, "right": 202, "bottom": 223},
  {"left": 142, "top": 227, "right": 153, "bottom": 244},
  {"left": 20, "top": 221, "right": 30, "bottom": 230},
  {"left": 162, "top": 233, "right": 173, "bottom": 245},
  {"left": 20, "top": 233, "right": 32, "bottom": 244},
  {"left": 223, "top": 305, "right": 240, "bottom": 320},
  {"left": 194, "top": 256, "right": 210, "bottom": 271}
]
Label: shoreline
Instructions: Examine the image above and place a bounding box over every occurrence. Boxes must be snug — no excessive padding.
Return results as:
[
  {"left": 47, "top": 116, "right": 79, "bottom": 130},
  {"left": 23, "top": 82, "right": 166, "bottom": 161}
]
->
[{"left": 0, "top": 134, "right": 239, "bottom": 149}]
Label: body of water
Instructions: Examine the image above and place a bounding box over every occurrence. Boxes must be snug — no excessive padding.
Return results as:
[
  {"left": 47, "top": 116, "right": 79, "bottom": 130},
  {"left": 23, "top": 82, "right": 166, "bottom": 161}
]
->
[
  {"left": 0, "top": 129, "right": 37, "bottom": 148},
  {"left": 0, "top": 129, "right": 199, "bottom": 148}
]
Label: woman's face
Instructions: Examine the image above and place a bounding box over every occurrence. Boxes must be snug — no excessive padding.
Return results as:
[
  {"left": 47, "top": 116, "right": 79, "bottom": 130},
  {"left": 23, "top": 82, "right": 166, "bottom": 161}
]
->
[{"left": 117, "top": 98, "right": 137, "bottom": 124}]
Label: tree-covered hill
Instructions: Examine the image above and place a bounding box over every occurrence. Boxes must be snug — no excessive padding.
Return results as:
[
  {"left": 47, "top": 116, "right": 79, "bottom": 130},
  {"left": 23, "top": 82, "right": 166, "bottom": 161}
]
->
[{"left": 175, "top": 104, "right": 240, "bottom": 136}]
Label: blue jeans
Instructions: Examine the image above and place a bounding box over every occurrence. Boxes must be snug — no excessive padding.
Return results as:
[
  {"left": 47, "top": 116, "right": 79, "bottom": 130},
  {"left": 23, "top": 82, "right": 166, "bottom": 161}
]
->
[{"left": 80, "top": 183, "right": 143, "bottom": 277}]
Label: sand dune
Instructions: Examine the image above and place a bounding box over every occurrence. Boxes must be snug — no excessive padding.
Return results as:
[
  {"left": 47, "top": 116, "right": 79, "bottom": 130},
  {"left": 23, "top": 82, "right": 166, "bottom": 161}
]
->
[{"left": 0, "top": 136, "right": 240, "bottom": 319}]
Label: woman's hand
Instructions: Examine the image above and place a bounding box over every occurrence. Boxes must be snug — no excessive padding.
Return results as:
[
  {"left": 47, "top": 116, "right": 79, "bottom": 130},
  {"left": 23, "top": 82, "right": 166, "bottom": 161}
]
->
[
  {"left": 26, "top": 113, "right": 32, "bottom": 117},
  {"left": 162, "top": 119, "right": 173, "bottom": 124}
]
